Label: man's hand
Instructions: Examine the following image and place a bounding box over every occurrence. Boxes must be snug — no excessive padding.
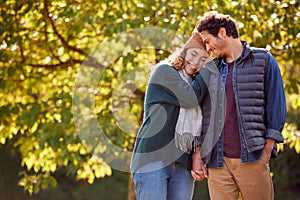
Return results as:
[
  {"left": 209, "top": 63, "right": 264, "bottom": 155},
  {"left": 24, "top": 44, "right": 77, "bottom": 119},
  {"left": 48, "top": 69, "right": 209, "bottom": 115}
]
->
[
  {"left": 191, "top": 147, "right": 207, "bottom": 181},
  {"left": 264, "top": 138, "right": 275, "bottom": 159}
]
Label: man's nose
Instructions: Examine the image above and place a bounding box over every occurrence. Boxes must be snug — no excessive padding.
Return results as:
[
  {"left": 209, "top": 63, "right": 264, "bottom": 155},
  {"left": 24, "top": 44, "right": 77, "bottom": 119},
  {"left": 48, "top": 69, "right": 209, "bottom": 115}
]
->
[{"left": 206, "top": 45, "right": 212, "bottom": 55}]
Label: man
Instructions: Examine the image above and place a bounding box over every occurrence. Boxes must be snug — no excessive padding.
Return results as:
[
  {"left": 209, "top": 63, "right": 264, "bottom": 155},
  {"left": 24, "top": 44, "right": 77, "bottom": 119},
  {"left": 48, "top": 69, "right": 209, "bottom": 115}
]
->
[{"left": 195, "top": 11, "right": 286, "bottom": 200}]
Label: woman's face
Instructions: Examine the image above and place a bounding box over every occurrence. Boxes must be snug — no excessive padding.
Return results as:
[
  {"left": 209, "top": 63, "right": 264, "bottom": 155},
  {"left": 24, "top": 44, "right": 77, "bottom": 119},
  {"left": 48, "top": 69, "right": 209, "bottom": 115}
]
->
[{"left": 184, "top": 48, "right": 209, "bottom": 75}]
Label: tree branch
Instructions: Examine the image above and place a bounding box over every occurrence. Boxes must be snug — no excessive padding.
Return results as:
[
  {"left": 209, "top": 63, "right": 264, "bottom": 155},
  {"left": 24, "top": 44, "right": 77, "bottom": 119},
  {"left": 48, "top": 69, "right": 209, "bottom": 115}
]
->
[
  {"left": 29, "top": 58, "right": 82, "bottom": 69},
  {"left": 43, "top": 0, "right": 86, "bottom": 56},
  {"left": 28, "top": 57, "right": 106, "bottom": 69}
]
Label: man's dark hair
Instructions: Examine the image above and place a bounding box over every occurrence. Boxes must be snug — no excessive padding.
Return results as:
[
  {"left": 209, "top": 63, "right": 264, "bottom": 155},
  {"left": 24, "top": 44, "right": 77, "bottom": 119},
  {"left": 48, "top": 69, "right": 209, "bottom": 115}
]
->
[{"left": 196, "top": 11, "right": 239, "bottom": 38}]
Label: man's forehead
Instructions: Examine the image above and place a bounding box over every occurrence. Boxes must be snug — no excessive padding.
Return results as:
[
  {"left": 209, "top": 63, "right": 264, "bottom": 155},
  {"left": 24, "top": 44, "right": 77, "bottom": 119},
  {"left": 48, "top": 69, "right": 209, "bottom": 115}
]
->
[
  {"left": 199, "top": 30, "right": 210, "bottom": 36},
  {"left": 199, "top": 31, "right": 212, "bottom": 42}
]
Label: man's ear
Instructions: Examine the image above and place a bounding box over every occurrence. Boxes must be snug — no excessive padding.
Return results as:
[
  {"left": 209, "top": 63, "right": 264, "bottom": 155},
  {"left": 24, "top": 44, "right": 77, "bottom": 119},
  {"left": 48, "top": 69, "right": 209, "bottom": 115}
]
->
[{"left": 218, "top": 27, "right": 227, "bottom": 39}]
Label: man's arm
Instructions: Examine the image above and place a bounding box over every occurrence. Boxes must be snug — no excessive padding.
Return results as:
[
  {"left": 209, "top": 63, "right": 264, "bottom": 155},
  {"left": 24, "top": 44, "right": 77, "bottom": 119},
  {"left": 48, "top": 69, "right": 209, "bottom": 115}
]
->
[{"left": 264, "top": 53, "right": 286, "bottom": 157}]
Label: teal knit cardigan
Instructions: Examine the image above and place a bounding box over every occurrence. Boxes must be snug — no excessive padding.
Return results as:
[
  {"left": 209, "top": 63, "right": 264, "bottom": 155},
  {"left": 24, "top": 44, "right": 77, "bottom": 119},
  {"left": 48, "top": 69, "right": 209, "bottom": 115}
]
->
[{"left": 131, "top": 64, "right": 210, "bottom": 173}]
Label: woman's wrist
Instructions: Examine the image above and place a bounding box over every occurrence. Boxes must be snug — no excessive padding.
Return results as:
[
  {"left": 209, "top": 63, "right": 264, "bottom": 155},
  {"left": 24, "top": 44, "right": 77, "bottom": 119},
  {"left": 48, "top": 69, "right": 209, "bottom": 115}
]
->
[{"left": 192, "top": 147, "right": 201, "bottom": 159}]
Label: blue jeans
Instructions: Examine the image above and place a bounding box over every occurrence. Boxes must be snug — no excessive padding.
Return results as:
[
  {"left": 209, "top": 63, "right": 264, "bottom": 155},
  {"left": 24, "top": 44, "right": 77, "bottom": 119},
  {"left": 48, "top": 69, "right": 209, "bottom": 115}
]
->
[{"left": 133, "top": 161, "right": 195, "bottom": 200}]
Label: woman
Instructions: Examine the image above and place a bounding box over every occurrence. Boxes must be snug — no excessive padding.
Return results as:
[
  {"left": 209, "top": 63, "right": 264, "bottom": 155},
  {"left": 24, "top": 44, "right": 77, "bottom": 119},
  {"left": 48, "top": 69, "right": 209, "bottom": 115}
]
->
[{"left": 131, "top": 32, "right": 210, "bottom": 200}]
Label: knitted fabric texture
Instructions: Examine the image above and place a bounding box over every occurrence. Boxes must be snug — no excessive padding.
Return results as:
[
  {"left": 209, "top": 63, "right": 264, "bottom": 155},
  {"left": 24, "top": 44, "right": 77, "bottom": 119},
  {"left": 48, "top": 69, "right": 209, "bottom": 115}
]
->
[
  {"left": 175, "top": 69, "right": 203, "bottom": 154},
  {"left": 180, "top": 32, "right": 206, "bottom": 57}
]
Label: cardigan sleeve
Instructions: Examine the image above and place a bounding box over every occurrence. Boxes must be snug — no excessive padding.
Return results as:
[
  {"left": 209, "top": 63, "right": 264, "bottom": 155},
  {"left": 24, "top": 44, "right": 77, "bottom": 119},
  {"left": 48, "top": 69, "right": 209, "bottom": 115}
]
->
[{"left": 146, "top": 64, "right": 210, "bottom": 108}]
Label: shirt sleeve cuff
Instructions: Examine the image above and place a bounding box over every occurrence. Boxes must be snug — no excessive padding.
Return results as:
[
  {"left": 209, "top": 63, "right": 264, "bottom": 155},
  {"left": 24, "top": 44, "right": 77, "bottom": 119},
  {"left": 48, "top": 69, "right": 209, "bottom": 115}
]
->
[{"left": 266, "top": 128, "right": 284, "bottom": 143}]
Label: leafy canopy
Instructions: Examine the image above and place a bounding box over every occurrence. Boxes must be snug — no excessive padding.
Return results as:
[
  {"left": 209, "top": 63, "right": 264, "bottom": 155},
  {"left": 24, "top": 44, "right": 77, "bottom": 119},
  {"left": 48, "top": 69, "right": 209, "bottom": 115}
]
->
[{"left": 0, "top": 0, "right": 299, "bottom": 195}]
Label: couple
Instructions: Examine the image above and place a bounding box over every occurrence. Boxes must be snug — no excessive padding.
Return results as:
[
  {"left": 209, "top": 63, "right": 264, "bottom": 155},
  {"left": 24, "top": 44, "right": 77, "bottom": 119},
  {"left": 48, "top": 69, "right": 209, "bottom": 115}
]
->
[{"left": 130, "top": 11, "right": 286, "bottom": 200}]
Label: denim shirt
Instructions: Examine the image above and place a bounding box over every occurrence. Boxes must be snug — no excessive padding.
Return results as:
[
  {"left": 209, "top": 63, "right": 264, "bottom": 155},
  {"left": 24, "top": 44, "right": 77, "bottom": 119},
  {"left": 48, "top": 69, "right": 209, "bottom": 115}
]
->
[{"left": 208, "top": 47, "right": 286, "bottom": 169}]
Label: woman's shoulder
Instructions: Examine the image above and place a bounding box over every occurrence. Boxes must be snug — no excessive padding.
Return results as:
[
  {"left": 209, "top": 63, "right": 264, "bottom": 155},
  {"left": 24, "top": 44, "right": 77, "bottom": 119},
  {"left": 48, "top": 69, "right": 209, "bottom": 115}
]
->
[
  {"left": 154, "top": 63, "right": 177, "bottom": 74},
  {"left": 150, "top": 64, "right": 178, "bottom": 81}
]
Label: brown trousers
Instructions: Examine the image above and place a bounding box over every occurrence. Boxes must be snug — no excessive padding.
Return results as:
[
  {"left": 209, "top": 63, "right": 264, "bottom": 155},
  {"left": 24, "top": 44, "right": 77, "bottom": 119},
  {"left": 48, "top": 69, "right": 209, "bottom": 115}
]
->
[{"left": 207, "top": 153, "right": 274, "bottom": 200}]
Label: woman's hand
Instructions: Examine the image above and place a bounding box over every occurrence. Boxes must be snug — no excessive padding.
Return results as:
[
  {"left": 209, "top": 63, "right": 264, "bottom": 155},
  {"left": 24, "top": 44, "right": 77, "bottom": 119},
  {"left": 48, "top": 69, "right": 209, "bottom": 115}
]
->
[{"left": 191, "top": 147, "right": 207, "bottom": 181}]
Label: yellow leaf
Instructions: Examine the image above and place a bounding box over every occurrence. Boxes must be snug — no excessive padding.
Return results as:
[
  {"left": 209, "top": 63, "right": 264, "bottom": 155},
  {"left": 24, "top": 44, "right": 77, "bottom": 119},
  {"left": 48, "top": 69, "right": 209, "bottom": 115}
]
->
[
  {"left": 11, "top": 126, "right": 19, "bottom": 134},
  {"left": 105, "top": 166, "right": 112, "bottom": 176},
  {"left": 87, "top": 175, "right": 95, "bottom": 184},
  {"left": 33, "top": 165, "right": 40, "bottom": 173},
  {"left": 31, "top": 123, "right": 38, "bottom": 133},
  {"left": 53, "top": 113, "right": 61, "bottom": 122},
  {"left": 94, "top": 167, "right": 105, "bottom": 178},
  {"left": 0, "top": 137, "right": 6, "bottom": 144},
  {"left": 50, "top": 163, "right": 57, "bottom": 172},
  {"left": 25, "top": 154, "right": 36, "bottom": 171},
  {"left": 18, "top": 178, "right": 27, "bottom": 187},
  {"left": 295, "top": 141, "right": 300, "bottom": 154}
]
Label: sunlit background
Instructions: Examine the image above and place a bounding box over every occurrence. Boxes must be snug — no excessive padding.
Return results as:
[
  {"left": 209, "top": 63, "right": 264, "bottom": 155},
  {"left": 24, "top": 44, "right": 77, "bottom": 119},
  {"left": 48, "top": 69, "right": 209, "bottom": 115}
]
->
[{"left": 0, "top": 0, "right": 299, "bottom": 199}]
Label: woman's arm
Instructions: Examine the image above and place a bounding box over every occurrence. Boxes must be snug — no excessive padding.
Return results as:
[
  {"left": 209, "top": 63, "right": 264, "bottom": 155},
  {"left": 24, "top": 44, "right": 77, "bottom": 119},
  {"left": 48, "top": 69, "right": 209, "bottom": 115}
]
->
[{"left": 146, "top": 64, "right": 210, "bottom": 108}]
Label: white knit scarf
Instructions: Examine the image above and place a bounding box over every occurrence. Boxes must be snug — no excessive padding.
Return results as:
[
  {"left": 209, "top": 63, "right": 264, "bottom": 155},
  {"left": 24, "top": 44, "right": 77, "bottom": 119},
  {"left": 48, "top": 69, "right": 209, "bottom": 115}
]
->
[{"left": 175, "top": 70, "right": 203, "bottom": 154}]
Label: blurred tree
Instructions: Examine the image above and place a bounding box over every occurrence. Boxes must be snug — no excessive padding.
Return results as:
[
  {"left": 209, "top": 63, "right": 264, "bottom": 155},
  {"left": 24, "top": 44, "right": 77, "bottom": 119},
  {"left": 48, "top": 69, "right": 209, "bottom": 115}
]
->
[{"left": 0, "top": 0, "right": 299, "bottom": 198}]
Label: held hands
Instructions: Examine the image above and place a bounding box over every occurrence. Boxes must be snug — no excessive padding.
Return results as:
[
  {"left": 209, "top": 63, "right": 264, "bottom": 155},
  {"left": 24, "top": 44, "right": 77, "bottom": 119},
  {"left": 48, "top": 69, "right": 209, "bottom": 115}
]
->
[{"left": 191, "top": 147, "right": 207, "bottom": 181}]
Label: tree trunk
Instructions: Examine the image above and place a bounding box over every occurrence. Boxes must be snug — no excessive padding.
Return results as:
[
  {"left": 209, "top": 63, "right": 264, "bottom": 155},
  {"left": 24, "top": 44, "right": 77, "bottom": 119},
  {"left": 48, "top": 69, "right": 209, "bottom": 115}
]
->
[{"left": 127, "top": 173, "right": 136, "bottom": 200}]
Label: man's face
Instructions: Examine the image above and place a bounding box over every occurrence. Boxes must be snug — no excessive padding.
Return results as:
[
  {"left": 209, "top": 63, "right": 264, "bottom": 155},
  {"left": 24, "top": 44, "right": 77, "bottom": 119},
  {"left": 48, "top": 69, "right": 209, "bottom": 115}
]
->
[{"left": 200, "top": 30, "right": 227, "bottom": 58}]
